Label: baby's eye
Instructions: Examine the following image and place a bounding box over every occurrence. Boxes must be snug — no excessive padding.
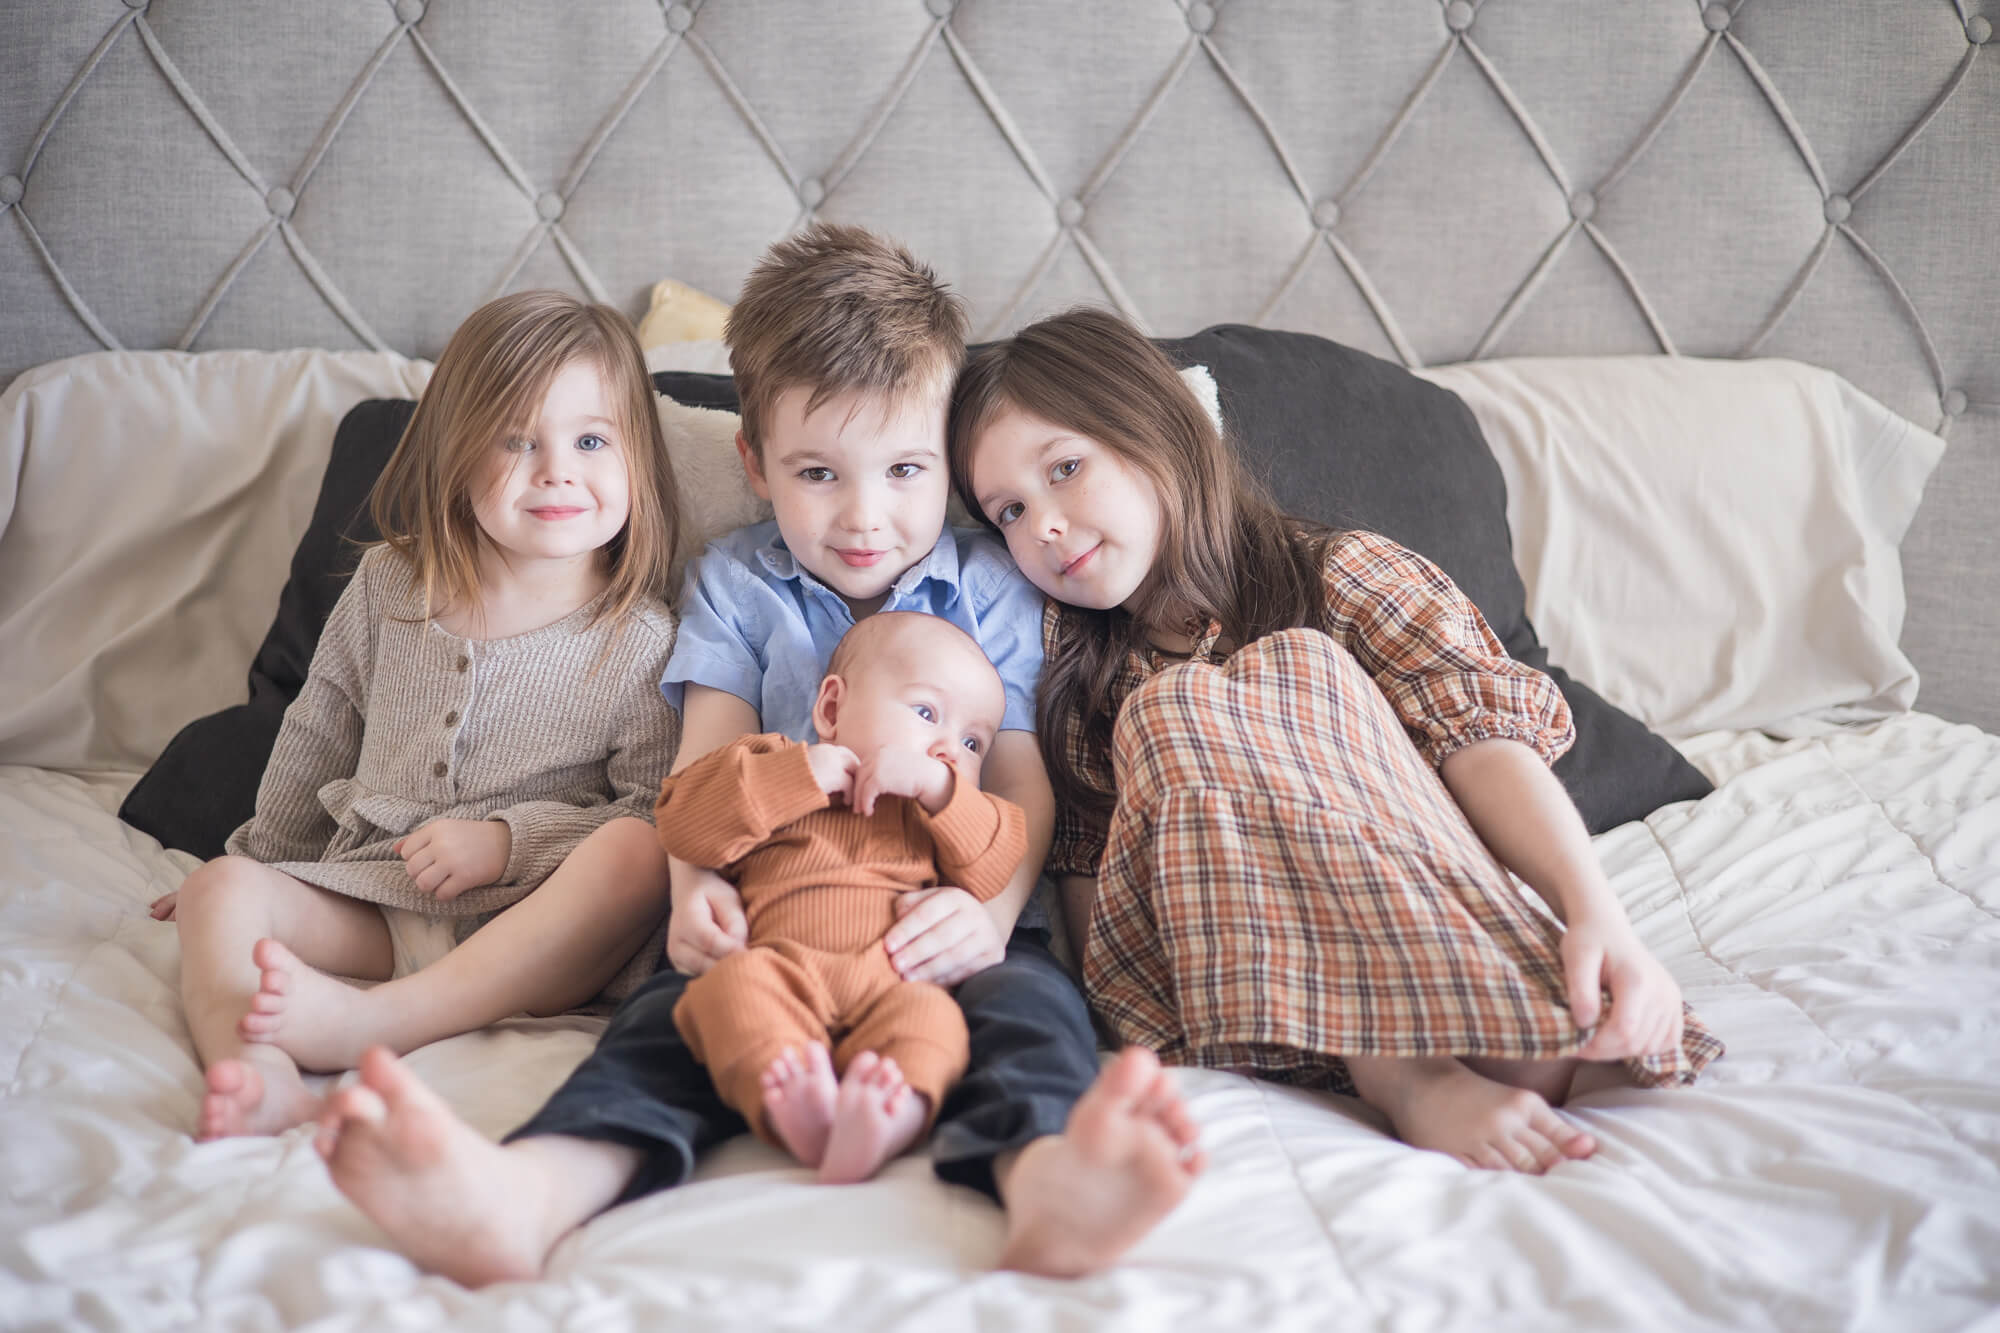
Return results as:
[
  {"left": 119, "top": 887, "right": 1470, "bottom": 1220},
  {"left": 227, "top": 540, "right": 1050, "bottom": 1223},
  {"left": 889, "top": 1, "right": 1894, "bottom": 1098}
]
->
[
  {"left": 800, "top": 466, "right": 834, "bottom": 483},
  {"left": 961, "top": 736, "right": 982, "bottom": 754},
  {"left": 888, "top": 462, "right": 923, "bottom": 479},
  {"left": 576, "top": 434, "right": 609, "bottom": 453},
  {"left": 1052, "top": 457, "right": 1080, "bottom": 481},
  {"left": 912, "top": 703, "right": 937, "bottom": 723},
  {"left": 993, "top": 500, "right": 1024, "bottom": 526}
]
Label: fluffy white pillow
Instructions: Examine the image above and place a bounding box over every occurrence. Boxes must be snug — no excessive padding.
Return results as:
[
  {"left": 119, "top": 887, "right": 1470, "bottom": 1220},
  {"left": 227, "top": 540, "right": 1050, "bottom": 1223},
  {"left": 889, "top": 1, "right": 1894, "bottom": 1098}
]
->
[{"left": 1415, "top": 356, "right": 1945, "bottom": 737}]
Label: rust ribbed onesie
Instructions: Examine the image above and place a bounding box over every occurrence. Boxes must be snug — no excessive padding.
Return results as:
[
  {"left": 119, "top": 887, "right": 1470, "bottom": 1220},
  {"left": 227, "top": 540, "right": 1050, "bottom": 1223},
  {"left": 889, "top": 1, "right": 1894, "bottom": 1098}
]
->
[{"left": 655, "top": 734, "right": 1027, "bottom": 1145}]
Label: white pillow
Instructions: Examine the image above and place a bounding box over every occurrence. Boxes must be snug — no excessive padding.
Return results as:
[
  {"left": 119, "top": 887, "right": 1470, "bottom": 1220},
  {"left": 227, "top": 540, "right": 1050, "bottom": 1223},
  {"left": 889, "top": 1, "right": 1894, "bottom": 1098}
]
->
[
  {"left": 1415, "top": 356, "right": 1945, "bottom": 737},
  {"left": 0, "top": 349, "right": 433, "bottom": 774}
]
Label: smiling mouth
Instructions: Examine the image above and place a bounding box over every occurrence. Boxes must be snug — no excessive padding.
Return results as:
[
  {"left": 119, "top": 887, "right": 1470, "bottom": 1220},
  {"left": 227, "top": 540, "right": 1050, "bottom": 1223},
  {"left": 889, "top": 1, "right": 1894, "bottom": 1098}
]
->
[
  {"left": 528, "top": 507, "right": 586, "bottom": 520},
  {"left": 836, "top": 549, "right": 885, "bottom": 567},
  {"left": 1060, "top": 544, "right": 1100, "bottom": 577}
]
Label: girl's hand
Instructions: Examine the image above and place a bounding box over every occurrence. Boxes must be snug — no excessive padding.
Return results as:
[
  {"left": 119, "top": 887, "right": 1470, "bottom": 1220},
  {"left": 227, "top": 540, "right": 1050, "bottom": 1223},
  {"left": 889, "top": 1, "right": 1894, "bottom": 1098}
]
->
[
  {"left": 852, "top": 747, "right": 954, "bottom": 816},
  {"left": 886, "top": 887, "right": 1006, "bottom": 986},
  {"left": 150, "top": 891, "right": 179, "bottom": 922},
  {"left": 394, "top": 818, "right": 511, "bottom": 902},
  {"left": 1562, "top": 910, "right": 1686, "bottom": 1061},
  {"left": 805, "top": 743, "right": 860, "bottom": 803},
  {"left": 666, "top": 866, "right": 748, "bottom": 976}
]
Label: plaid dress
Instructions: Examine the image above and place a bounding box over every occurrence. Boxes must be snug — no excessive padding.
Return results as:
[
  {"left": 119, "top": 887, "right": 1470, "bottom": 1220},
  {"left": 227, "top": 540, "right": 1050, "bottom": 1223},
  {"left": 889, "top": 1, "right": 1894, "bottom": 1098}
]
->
[{"left": 1045, "top": 529, "right": 1722, "bottom": 1091}]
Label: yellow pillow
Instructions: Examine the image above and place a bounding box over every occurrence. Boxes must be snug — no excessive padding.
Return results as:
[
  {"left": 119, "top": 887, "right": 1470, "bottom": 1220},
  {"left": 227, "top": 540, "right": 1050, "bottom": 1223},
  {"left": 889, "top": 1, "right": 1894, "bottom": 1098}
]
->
[{"left": 636, "top": 277, "right": 731, "bottom": 347}]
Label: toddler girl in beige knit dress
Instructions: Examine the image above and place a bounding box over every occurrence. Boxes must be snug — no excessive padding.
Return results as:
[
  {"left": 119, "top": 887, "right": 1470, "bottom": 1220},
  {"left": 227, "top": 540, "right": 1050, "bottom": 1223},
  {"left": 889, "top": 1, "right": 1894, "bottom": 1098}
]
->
[{"left": 149, "top": 290, "right": 689, "bottom": 1140}]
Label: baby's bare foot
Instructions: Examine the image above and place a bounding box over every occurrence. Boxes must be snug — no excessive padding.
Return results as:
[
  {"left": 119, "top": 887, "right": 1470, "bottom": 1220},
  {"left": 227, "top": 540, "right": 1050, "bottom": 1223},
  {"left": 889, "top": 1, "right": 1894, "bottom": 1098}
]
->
[
  {"left": 760, "top": 1043, "right": 838, "bottom": 1166},
  {"left": 316, "top": 1047, "right": 564, "bottom": 1287},
  {"left": 818, "top": 1052, "right": 927, "bottom": 1184},
  {"left": 997, "top": 1046, "right": 1204, "bottom": 1277},
  {"left": 1375, "top": 1058, "right": 1596, "bottom": 1172},
  {"left": 197, "top": 1052, "right": 320, "bottom": 1140},
  {"left": 237, "top": 937, "right": 373, "bottom": 1073}
]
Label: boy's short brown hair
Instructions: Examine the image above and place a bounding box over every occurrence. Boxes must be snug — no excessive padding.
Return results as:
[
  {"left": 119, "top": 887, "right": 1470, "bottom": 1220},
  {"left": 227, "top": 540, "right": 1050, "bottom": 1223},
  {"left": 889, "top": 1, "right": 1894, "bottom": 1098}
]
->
[{"left": 725, "top": 222, "right": 968, "bottom": 457}]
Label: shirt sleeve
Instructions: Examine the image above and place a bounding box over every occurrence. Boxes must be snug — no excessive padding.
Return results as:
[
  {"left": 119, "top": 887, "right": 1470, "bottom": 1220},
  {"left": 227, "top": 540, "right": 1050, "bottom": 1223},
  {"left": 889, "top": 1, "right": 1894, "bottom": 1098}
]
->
[
  {"left": 659, "top": 549, "right": 765, "bottom": 713},
  {"left": 915, "top": 774, "right": 1027, "bottom": 903},
  {"left": 962, "top": 535, "right": 1047, "bottom": 734},
  {"left": 494, "top": 615, "right": 684, "bottom": 887},
  {"left": 653, "top": 734, "right": 828, "bottom": 869},
  {"left": 1321, "top": 529, "right": 1573, "bottom": 769},
  {"left": 224, "top": 551, "right": 374, "bottom": 865}
]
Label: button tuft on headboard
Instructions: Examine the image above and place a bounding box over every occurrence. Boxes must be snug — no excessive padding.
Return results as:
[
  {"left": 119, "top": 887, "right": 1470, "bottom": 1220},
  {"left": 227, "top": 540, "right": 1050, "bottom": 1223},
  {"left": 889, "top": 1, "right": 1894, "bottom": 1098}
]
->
[
  {"left": 1188, "top": 4, "right": 1216, "bottom": 34},
  {"left": 536, "top": 192, "right": 565, "bottom": 223},
  {"left": 1569, "top": 191, "right": 1596, "bottom": 222},
  {"left": 800, "top": 178, "right": 826, "bottom": 209},
  {"left": 666, "top": 4, "right": 693, "bottom": 33},
  {"left": 1058, "top": 197, "right": 1086, "bottom": 228},
  {"left": 1313, "top": 199, "right": 1341, "bottom": 230},
  {"left": 266, "top": 188, "right": 295, "bottom": 220},
  {"left": 926, "top": 0, "right": 957, "bottom": 18},
  {"left": 395, "top": 0, "right": 425, "bottom": 25},
  {"left": 1823, "top": 194, "right": 1851, "bottom": 225},
  {"left": 1968, "top": 16, "right": 1992, "bottom": 44},
  {"left": 1444, "top": 1, "right": 1474, "bottom": 32},
  {"left": 1944, "top": 389, "right": 1968, "bottom": 417},
  {"left": 1702, "top": 4, "right": 1731, "bottom": 31},
  {"left": 0, "top": 176, "right": 22, "bottom": 209}
]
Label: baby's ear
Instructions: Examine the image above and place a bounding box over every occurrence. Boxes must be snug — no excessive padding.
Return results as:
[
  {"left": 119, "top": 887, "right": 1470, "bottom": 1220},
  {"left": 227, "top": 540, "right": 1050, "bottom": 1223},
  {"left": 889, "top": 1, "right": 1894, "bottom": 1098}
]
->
[
  {"left": 735, "top": 431, "right": 770, "bottom": 500},
  {"left": 811, "top": 674, "right": 843, "bottom": 740}
]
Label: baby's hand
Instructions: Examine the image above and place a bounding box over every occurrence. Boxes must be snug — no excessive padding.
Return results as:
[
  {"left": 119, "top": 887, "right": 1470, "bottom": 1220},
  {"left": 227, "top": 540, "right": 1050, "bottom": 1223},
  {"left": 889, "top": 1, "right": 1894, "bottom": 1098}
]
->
[
  {"left": 394, "top": 818, "right": 511, "bottom": 902},
  {"left": 666, "top": 866, "right": 747, "bottom": 976},
  {"left": 806, "top": 743, "right": 860, "bottom": 804},
  {"left": 852, "top": 747, "right": 954, "bottom": 816}
]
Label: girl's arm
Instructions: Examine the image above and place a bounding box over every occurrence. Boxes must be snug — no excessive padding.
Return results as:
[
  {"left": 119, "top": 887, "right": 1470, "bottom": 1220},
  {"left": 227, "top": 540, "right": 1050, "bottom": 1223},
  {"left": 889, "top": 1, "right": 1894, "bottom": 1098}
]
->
[
  {"left": 1057, "top": 874, "right": 1097, "bottom": 971},
  {"left": 1441, "top": 736, "right": 1687, "bottom": 1061}
]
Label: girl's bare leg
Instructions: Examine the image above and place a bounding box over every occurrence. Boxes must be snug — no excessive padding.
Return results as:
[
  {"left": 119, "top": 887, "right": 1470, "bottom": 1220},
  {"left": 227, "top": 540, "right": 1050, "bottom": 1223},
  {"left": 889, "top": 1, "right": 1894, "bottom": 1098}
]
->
[
  {"left": 317, "top": 1047, "right": 642, "bottom": 1286},
  {"left": 239, "top": 818, "right": 668, "bottom": 1072},
  {"left": 173, "top": 855, "right": 393, "bottom": 1138},
  {"left": 1346, "top": 1054, "right": 1597, "bottom": 1174}
]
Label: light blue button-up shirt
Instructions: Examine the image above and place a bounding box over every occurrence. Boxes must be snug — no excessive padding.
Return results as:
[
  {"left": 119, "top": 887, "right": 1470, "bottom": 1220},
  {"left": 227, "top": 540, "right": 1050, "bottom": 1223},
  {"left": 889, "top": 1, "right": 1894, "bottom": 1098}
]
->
[{"left": 661, "top": 520, "right": 1046, "bottom": 744}]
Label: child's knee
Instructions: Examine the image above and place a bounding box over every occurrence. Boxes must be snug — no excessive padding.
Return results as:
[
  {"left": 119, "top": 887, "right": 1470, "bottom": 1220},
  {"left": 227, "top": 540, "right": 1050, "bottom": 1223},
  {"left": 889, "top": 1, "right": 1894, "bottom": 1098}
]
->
[{"left": 172, "top": 855, "right": 270, "bottom": 925}]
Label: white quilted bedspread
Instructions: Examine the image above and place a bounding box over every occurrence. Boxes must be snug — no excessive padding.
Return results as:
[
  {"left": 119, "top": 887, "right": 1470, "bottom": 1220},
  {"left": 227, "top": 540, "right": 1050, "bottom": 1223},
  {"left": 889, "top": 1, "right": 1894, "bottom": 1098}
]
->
[{"left": 3, "top": 712, "right": 1998, "bottom": 1333}]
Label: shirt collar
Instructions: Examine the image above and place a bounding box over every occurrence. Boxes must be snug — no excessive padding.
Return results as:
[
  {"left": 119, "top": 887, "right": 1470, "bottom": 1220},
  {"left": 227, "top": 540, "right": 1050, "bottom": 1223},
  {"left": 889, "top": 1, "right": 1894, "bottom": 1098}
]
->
[{"left": 753, "top": 529, "right": 964, "bottom": 605}]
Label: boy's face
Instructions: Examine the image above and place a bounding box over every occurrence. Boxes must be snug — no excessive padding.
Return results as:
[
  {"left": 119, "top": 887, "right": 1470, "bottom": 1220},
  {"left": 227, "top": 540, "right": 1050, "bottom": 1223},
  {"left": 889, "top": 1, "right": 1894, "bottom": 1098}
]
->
[
  {"left": 815, "top": 621, "right": 1003, "bottom": 789},
  {"left": 738, "top": 384, "right": 950, "bottom": 617}
]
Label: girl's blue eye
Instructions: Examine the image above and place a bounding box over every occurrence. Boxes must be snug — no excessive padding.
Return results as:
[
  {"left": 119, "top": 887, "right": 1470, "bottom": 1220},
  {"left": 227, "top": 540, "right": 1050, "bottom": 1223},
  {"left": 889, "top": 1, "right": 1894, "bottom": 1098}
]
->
[
  {"left": 913, "top": 703, "right": 936, "bottom": 722},
  {"left": 1052, "top": 457, "right": 1080, "bottom": 481},
  {"left": 889, "top": 462, "right": 923, "bottom": 479},
  {"left": 577, "top": 434, "right": 609, "bottom": 452},
  {"left": 800, "top": 467, "right": 833, "bottom": 483},
  {"left": 994, "top": 501, "right": 1024, "bottom": 526},
  {"left": 961, "top": 736, "right": 981, "bottom": 753}
]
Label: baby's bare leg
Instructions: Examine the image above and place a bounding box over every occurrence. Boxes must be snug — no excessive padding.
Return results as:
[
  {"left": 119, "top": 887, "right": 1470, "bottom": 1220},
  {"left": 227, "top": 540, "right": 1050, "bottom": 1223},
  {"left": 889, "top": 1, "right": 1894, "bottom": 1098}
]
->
[
  {"left": 246, "top": 818, "right": 668, "bottom": 1071},
  {"left": 173, "top": 856, "right": 392, "bottom": 1138},
  {"left": 317, "top": 1047, "right": 640, "bottom": 1286},
  {"left": 1346, "top": 1054, "right": 1597, "bottom": 1173}
]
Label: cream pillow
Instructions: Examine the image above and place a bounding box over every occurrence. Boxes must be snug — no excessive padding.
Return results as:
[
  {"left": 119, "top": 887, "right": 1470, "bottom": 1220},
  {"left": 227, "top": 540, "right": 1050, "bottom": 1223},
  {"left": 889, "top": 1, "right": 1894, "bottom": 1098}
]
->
[
  {"left": 1415, "top": 356, "right": 1945, "bottom": 737},
  {"left": 635, "top": 277, "right": 731, "bottom": 348}
]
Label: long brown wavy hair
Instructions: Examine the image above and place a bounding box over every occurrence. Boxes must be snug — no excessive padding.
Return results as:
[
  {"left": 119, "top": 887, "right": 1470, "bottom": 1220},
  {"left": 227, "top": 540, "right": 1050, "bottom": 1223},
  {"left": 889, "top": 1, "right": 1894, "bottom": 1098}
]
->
[
  {"left": 948, "top": 306, "right": 1343, "bottom": 825},
  {"left": 369, "top": 289, "right": 688, "bottom": 632}
]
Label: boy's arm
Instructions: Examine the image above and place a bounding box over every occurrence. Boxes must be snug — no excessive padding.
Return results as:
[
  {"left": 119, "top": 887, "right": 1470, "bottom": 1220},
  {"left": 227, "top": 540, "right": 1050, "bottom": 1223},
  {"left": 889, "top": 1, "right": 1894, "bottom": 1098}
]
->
[
  {"left": 972, "top": 730, "right": 1054, "bottom": 931},
  {"left": 663, "top": 683, "right": 762, "bottom": 976}
]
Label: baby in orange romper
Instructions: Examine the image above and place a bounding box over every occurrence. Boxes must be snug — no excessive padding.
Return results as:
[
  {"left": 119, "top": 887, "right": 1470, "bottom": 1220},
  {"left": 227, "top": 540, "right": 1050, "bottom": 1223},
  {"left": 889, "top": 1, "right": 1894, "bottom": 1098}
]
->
[{"left": 658, "top": 612, "right": 1027, "bottom": 1183}]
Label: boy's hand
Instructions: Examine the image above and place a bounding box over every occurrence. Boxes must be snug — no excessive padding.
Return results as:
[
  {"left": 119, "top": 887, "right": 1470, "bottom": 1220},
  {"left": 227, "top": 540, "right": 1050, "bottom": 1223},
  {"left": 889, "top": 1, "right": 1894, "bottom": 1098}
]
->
[
  {"left": 667, "top": 865, "right": 748, "bottom": 976},
  {"left": 886, "top": 886, "right": 1006, "bottom": 986},
  {"left": 395, "top": 818, "right": 510, "bottom": 902},
  {"left": 852, "top": 746, "right": 955, "bottom": 816},
  {"left": 806, "top": 743, "right": 860, "bottom": 803}
]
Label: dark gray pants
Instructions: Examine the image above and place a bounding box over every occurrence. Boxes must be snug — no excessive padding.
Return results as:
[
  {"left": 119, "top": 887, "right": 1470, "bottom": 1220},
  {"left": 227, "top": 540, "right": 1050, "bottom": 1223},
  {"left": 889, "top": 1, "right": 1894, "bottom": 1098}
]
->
[{"left": 506, "top": 926, "right": 1098, "bottom": 1205}]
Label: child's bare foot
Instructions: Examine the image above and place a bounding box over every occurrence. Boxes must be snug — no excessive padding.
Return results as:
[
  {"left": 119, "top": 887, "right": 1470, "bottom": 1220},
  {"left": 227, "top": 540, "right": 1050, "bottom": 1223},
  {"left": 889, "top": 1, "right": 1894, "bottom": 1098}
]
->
[
  {"left": 237, "top": 937, "right": 373, "bottom": 1073},
  {"left": 997, "top": 1047, "right": 1205, "bottom": 1277},
  {"left": 197, "top": 1051, "right": 320, "bottom": 1139},
  {"left": 149, "top": 891, "right": 178, "bottom": 921},
  {"left": 315, "top": 1047, "right": 568, "bottom": 1287},
  {"left": 818, "top": 1052, "right": 927, "bottom": 1184},
  {"left": 760, "top": 1043, "right": 838, "bottom": 1166},
  {"left": 1364, "top": 1057, "right": 1596, "bottom": 1172}
]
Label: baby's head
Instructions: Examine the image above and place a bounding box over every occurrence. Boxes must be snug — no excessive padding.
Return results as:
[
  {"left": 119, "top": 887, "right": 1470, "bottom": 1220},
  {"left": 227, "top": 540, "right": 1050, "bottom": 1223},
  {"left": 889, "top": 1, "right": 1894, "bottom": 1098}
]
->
[
  {"left": 726, "top": 224, "right": 968, "bottom": 615},
  {"left": 811, "top": 613, "right": 1004, "bottom": 788}
]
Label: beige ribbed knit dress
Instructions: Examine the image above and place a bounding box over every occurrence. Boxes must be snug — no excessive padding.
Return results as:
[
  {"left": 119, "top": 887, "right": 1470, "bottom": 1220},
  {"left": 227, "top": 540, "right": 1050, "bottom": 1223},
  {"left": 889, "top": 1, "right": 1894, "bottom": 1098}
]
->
[{"left": 225, "top": 545, "right": 680, "bottom": 976}]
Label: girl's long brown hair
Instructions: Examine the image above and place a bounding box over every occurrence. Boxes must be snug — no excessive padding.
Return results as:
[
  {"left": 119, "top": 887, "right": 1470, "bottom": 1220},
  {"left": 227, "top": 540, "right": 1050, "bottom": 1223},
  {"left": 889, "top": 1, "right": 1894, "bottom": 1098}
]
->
[
  {"left": 370, "top": 290, "right": 688, "bottom": 632},
  {"left": 948, "top": 306, "right": 1341, "bottom": 824}
]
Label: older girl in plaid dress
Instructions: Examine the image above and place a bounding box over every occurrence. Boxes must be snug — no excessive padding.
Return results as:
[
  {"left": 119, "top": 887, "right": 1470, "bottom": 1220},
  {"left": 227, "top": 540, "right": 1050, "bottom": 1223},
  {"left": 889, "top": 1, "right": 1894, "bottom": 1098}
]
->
[{"left": 949, "top": 307, "right": 1721, "bottom": 1174}]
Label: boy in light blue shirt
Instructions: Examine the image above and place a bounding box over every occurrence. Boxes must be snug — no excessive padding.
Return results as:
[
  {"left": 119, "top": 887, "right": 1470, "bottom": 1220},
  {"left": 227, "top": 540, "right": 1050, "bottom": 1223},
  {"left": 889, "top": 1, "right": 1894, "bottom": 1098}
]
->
[{"left": 315, "top": 224, "right": 1203, "bottom": 1287}]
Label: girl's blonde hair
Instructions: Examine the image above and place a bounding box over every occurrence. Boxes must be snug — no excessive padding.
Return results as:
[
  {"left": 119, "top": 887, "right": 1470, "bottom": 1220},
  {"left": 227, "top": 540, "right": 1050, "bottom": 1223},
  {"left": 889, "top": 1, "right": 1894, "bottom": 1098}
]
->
[{"left": 369, "top": 290, "right": 687, "bottom": 629}]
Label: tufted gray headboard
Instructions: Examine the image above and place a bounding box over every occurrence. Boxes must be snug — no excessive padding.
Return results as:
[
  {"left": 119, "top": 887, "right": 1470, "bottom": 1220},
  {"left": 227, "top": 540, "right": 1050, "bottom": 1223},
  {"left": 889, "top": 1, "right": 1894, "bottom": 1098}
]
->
[{"left": 5, "top": 0, "right": 1995, "bottom": 729}]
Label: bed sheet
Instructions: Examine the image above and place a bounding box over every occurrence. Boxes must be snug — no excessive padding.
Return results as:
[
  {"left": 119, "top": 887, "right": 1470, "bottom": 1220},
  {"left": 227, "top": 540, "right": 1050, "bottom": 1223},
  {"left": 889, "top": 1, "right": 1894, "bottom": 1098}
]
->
[{"left": 3, "top": 712, "right": 1998, "bottom": 1332}]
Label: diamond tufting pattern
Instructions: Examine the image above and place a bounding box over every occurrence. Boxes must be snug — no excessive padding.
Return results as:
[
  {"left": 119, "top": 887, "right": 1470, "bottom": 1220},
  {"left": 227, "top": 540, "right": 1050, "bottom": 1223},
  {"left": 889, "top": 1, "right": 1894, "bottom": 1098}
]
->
[{"left": 1, "top": 0, "right": 1996, "bottom": 726}]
